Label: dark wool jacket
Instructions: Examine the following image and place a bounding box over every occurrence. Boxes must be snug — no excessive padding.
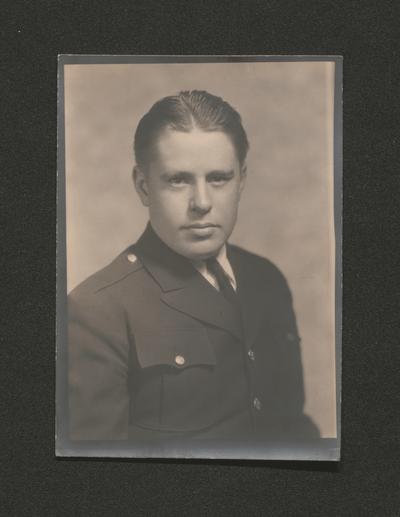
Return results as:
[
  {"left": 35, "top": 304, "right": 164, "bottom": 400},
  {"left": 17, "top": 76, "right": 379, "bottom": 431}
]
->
[{"left": 68, "top": 224, "right": 319, "bottom": 441}]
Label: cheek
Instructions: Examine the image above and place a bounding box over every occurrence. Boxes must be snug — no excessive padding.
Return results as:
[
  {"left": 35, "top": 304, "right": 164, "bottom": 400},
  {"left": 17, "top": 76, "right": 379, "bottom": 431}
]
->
[
  {"left": 217, "top": 188, "right": 241, "bottom": 216},
  {"left": 150, "top": 190, "right": 187, "bottom": 219}
]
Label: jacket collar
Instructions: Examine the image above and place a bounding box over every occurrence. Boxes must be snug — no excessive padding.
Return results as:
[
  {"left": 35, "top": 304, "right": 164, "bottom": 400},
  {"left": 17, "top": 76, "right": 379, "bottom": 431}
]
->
[
  {"left": 133, "top": 224, "right": 271, "bottom": 346},
  {"left": 133, "top": 223, "right": 197, "bottom": 292},
  {"left": 133, "top": 224, "right": 243, "bottom": 340}
]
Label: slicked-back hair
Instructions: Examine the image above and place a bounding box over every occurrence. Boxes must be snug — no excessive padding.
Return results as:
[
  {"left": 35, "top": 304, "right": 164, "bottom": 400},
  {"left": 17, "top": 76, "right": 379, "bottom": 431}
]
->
[{"left": 134, "top": 90, "right": 249, "bottom": 172}]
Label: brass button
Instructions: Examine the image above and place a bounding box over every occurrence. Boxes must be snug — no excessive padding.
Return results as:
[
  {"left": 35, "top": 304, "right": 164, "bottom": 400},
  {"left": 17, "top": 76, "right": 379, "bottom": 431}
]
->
[
  {"left": 253, "top": 397, "right": 262, "bottom": 411},
  {"left": 127, "top": 253, "right": 137, "bottom": 263},
  {"left": 248, "top": 349, "right": 255, "bottom": 361},
  {"left": 174, "top": 355, "right": 185, "bottom": 366}
]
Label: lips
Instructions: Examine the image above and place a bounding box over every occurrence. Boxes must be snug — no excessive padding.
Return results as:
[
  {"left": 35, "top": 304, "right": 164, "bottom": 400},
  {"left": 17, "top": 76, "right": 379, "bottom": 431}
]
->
[{"left": 184, "top": 223, "right": 218, "bottom": 229}]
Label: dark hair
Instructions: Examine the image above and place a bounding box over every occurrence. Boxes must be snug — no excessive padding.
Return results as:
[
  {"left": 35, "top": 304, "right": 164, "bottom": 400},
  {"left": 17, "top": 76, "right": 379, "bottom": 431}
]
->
[{"left": 134, "top": 90, "right": 249, "bottom": 171}]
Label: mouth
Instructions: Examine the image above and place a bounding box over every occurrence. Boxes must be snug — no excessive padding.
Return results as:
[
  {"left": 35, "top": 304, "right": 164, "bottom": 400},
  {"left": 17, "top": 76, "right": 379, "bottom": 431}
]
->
[
  {"left": 183, "top": 223, "right": 219, "bottom": 229},
  {"left": 182, "top": 223, "right": 219, "bottom": 239}
]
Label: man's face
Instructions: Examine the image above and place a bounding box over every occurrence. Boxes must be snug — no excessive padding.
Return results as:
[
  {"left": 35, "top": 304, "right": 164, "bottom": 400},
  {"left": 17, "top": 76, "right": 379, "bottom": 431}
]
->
[{"left": 135, "top": 127, "right": 246, "bottom": 260}]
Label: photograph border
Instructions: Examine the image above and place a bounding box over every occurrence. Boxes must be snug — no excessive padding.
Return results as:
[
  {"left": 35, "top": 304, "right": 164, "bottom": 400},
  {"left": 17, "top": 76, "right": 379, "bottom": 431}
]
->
[{"left": 56, "top": 54, "right": 342, "bottom": 461}]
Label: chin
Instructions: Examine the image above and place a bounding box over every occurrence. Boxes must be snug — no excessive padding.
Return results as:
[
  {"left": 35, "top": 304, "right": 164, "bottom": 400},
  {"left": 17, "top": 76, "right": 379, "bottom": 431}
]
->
[{"left": 181, "top": 240, "right": 224, "bottom": 261}]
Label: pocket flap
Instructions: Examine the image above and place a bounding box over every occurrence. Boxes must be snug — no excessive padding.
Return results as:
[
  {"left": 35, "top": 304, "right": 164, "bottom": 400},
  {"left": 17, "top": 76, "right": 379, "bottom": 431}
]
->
[{"left": 135, "top": 327, "right": 216, "bottom": 369}]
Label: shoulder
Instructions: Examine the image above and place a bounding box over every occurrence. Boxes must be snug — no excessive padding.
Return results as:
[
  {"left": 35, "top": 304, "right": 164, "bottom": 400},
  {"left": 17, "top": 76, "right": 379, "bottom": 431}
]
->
[{"left": 68, "top": 245, "right": 145, "bottom": 310}]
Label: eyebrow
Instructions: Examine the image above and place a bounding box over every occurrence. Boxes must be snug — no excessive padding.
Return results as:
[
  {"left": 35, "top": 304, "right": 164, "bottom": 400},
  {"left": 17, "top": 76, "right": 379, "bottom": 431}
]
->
[
  {"left": 161, "top": 171, "right": 191, "bottom": 179},
  {"left": 207, "top": 169, "right": 235, "bottom": 177},
  {"left": 161, "top": 169, "right": 235, "bottom": 179}
]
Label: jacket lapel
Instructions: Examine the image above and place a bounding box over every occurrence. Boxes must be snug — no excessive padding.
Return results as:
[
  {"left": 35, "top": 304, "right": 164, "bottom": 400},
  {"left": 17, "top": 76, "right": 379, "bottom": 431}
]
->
[
  {"left": 227, "top": 245, "right": 273, "bottom": 349},
  {"left": 133, "top": 224, "right": 243, "bottom": 341},
  {"left": 161, "top": 277, "right": 243, "bottom": 340}
]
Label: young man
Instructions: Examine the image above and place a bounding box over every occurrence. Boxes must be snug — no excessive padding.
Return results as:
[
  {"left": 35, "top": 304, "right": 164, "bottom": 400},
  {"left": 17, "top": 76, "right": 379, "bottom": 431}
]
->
[{"left": 68, "top": 90, "right": 319, "bottom": 441}]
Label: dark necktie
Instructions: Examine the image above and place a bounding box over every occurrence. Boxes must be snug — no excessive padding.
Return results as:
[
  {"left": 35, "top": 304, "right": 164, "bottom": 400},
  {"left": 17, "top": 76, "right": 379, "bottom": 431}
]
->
[{"left": 206, "top": 257, "right": 238, "bottom": 308}]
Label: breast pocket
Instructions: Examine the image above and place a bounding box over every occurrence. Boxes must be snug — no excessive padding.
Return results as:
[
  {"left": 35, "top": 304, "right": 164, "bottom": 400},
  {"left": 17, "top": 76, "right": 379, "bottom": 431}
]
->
[
  {"left": 134, "top": 327, "right": 216, "bottom": 370},
  {"left": 132, "top": 327, "right": 218, "bottom": 431}
]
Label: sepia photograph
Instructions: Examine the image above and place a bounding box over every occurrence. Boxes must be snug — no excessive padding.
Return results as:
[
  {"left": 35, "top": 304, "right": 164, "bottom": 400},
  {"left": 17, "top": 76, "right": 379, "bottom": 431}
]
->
[{"left": 56, "top": 55, "right": 342, "bottom": 460}]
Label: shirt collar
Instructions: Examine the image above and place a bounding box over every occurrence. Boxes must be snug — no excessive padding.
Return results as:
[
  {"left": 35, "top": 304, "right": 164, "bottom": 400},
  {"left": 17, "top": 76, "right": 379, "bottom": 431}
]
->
[{"left": 192, "top": 245, "right": 237, "bottom": 290}]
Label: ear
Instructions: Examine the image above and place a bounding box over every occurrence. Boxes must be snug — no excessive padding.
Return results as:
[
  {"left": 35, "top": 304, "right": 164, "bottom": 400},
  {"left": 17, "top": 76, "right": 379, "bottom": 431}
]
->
[
  {"left": 238, "top": 163, "right": 247, "bottom": 195},
  {"left": 133, "top": 166, "right": 150, "bottom": 207}
]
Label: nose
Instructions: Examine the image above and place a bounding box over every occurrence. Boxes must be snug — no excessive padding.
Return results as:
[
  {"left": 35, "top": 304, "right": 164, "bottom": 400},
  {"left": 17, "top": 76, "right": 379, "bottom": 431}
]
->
[{"left": 189, "top": 181, "right": 212, "bottom": 214}]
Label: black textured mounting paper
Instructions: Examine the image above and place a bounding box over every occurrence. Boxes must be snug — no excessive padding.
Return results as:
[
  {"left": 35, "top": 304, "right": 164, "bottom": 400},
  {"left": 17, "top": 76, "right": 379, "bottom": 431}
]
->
[{"left": 2, "top": 1, "right": 399, "bottom": 516}]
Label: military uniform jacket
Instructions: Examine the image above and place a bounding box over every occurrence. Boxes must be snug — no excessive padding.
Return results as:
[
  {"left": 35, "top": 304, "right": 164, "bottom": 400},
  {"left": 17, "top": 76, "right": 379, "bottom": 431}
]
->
[{"left": 68, "top": 224, "right": 319, "bottom": 441}]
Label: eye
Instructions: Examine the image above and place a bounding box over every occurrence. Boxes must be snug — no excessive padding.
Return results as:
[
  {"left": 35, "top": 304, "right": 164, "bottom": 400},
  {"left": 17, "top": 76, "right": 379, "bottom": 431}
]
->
[
  {"left": 208, "top": 173, "right": 231, "bottom": 185},
  {"left": 168, "top": 175, "right": 188, "bottom": 186}
]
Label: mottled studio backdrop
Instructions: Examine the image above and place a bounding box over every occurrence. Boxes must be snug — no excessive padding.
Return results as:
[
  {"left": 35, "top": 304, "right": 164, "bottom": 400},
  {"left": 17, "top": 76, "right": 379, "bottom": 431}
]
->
[{"left": 63, "top": 61, "right": 336, "bottom": 438}]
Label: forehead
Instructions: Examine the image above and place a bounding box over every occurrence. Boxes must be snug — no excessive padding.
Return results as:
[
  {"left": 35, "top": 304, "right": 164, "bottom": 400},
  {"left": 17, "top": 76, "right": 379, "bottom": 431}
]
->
[{"left": 152, "top": 128, "right": 238, "bottom": 172}]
